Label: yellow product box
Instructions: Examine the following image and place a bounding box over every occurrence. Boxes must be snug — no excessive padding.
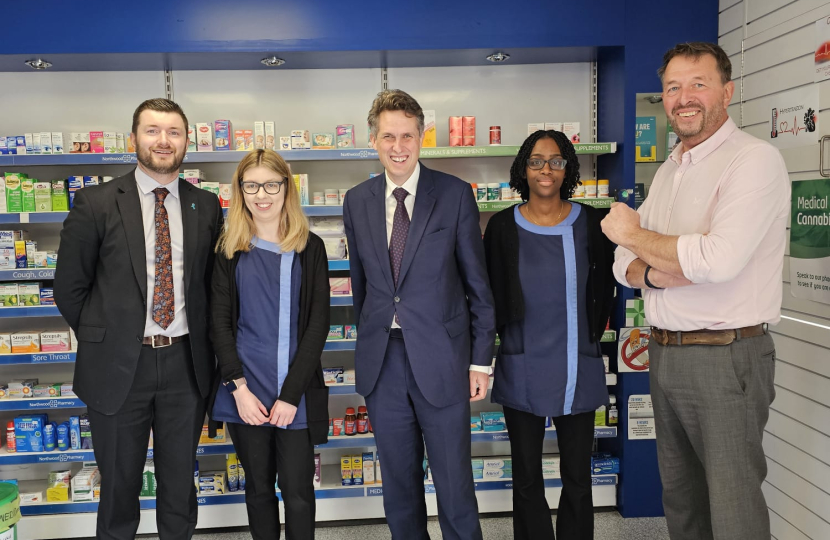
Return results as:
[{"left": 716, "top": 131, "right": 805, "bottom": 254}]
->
[
  {"left": 199, "top": 425, "right": 226, "bottom": 444},
  {"left": 18, "top": 282, "right": 40, "bottom": 306},
  {"left": 0, "top": 333, "right": 10, "bottom": 353},
  {"left": 46, "top": 485, "right": 69, "bottom": 502},
  {"left": 14, "top": 241, "right": 26, "bottom": 269},
  {"left": 423, "top": 110, "right": 436, "bottom": 147},
  {"left": 351, "top": 455, "right": 363, "bottom": 485},
  {"left": 11, "top": 332, "right": 40, "bottom": 353},
  {"left": 341, "top": 455, "right": 352, "bottom": 486},
  {"left": 0, "top": 386, "right": 8, "bottom": 399}
]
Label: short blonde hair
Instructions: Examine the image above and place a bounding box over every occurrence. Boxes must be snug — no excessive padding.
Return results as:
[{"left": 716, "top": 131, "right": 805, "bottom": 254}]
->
[{"left": 216, "top": 149, "right": 309, "bottom": 258}]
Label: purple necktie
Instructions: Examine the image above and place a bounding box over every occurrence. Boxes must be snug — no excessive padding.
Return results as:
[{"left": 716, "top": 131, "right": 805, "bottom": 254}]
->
[{"left": 389, "top": 187, "right": 409, "bottom": 323}]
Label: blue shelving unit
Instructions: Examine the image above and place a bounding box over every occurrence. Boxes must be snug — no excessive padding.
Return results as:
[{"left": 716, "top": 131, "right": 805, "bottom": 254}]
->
[
  {"left": 0, "top": 306, "right": 61, "bottom": 318},
  {"left": 329, "top": 296, "right": 353, "bottom": 306},
  {"left": 327, "top": 260, "right": 349, "bottom": 271},
  {"left": 0, "top": 213, "right": 68, "bottom": 224},
  {"left": 323, "top": 340, "right": 355, "bottom": 351},
  {"left": 0, "top": 269, "right": 56, "bottom": 281},
  {"left": 0, "top": 397, "right": 85, "bottom": 411}
]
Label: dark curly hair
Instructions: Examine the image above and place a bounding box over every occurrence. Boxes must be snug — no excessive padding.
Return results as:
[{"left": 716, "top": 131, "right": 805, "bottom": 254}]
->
[{"left": 509, "top": 130, "right": 580, "bottom": 201}]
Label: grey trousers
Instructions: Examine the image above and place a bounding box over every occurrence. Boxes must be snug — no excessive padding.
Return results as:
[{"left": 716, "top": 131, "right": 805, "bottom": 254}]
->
[{"left": 649, "top": 332, "right": 776, "bottom": 540}]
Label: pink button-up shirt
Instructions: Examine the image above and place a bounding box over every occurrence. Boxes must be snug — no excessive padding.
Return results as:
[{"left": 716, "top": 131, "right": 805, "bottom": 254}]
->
[{"left": 613, "top": 117, "right": 790, "bottom": 331}]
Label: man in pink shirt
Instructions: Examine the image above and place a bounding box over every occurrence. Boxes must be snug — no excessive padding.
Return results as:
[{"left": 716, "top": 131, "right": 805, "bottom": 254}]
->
[{"left": 602, "top": 42, "right": 790, "bottom": 540}]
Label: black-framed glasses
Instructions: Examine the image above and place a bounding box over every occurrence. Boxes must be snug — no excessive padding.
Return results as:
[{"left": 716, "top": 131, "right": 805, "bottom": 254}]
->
[
  {"left": 240, "top": 178, "right": 287, "bottom": 195},
  {"left": 527, "top": 158, "right": 567, "bottom": 170}
]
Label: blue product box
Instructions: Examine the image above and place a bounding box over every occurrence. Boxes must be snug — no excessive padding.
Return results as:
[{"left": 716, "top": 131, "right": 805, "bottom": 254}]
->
[
  {"left": 14, "top": 414, "right": 48, "bottom": 452},
  {"left": 591, "top": 457, "right": 620, "bottom": 475},
  {"left": 69, "top": 416, "right": 81, "bottom": 450},
  {"left": 68, "top": 177, "right": 83, "bottom": 208},
  {"left": 470, "top": 416, "right": 481, "bottom": 431},
  {"left": 470, "top": 458, "right": 484, "bottom": 470},
  {"left": 480, "top": 411, "right": 506, "bottom": 432},
  {"left": 472, "top": 469, "right": 483, "bottom": 480},
  {"left": 40, "top": 288, "right": 54, "bottom": 305},
  {"left": 80, "top": 414, "right": 92, "bottom": 449},
  {"left": 82, "top": 176, "right": 99, "bottom": 188}
]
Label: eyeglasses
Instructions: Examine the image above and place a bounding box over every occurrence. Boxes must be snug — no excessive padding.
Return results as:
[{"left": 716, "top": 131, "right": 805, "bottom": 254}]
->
[
  {"left": 240, "top": 179, "right": 286, "bottom": 195},
  {"left": 527, "top": 158, "right": 567, "bottom": 171}
]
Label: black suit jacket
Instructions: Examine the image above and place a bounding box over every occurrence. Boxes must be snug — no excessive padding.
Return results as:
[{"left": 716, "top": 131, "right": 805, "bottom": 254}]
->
[{"left": 54, "top": 171, "right": 224, "bottom": 415}]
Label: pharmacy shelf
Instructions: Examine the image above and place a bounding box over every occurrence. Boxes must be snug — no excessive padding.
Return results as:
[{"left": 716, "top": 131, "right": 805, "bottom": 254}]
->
[
  {"left": 329, "top": 296, "right": 353, "bottom": 306},
  {"left": 304, "top": 206, "right": 344, "bottom": 216},
  {"left": 326, "top": 384, "right": 356, "bottom": 395},
  {"left": 324, "top": 339, "right": 355, "bottom": 351},
  {"left": 2, "top": 144, "right": 616, "bottom": 167},
  {"left": 0, "top": 352, "right": 75, "bottom": 365},
  {"left": 0, "top": 397, "right": 84, "bottom": 411},
  {"left": 328, "top": 260, "right": 349, "bottom": 271},
  {"left": 571, "top": 197, "right": 614, "bottom": 209},
  {"left": 367, "top": 474, "right": 618, "bottom": 497},
  {"left": 0, "top": 212, "right": 68, "bottom": 224},
  {"left": 477, "top": 201, "right": 516, "bottom": 212},
  {"left": 0, "top": 269, "right": 56, "bottom": 281},
  {"left": 0, "top": 306, "right": 61, "bottom": 317}
]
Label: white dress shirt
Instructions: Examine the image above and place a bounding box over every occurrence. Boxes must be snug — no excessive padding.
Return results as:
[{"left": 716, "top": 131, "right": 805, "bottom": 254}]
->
[
  {"left": 135, "top": 167, "right": 189, "bottom": 337},
  {"left": 384, "top": 163, "right": 488, "bottom": 374},
  {"left": 613, "top": 118, "right": 790, "bottom": 331}
]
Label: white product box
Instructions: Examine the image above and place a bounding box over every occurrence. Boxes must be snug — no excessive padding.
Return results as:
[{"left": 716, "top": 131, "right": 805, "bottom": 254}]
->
[
  {"left": 52, "top": 132, "right": 64, "bottom": 154},
  {"left": 33, "top": 133, "right": 42, "bottom": 154},
  {"left": 544, "top": 123, "right": 563, "bottom": 131},
  {"left": 482, "top": 457, "right": 512, "bottom": 470},
  {"left": 254, "top": 121, "right": 265, "bottom": 150},
  {"left": 527, "top": 123, "right": 545, "bottom": 135},
  {"left": 0, "top": 333, "right": 11, "bottom": 354},
  {"left": 40, "top": 132, "right": 52, "bottom": 154},
  {"left": 41, "top": 331, "right": 71, "bottom": 352},
  {"left": 70, "top": 327, "right": 77, "bottom": 351},
  {"left": 25, "top": 133, "right": 35, "bottom": 154},
  {"left": 196, "top": 123, "right": 213, "bottom": 151},
  {"left": 264, "top": 122, "right": 275, "bottom": 150},
  {"left": 0, "top": 176, "right": 6, "bottom": 215},
  {"left": 19, "top": 492, "right": 42, "bottom": 505},
  {"left": 291, "top": 130, "right": 311, "bottom": 150},
  {"left": 280, "top": 136, "right": 290, "bottom": 150},
  {"left": 563, "top": 122, "right": 581, "bottom": 143},
  {"left": 115, "top": 133, "right": 126, "bottom": 153},
  {"left": 103, "top": 132, "right": 117, "bottom": 153}
]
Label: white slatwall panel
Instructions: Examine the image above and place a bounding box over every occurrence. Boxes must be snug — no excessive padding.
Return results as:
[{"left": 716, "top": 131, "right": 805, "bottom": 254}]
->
[{"left": 724, "top": 3, "right": 830, "bottom": 538}]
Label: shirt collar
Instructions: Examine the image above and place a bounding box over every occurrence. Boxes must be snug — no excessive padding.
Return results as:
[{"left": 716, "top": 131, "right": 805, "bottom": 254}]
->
[
  {"left": 669, "top": 116, "right": 737, "bottom": 166},
  {"left": 385, "top": 162, "right": 421, "bottom": 199},
  {"left": 134, "top": 166, "right": 180, "bottom": 200}
]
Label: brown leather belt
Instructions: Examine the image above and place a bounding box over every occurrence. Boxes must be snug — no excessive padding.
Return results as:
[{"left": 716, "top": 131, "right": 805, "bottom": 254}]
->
[
  {"left": 142, "top": 334, "right": 188, "bottom": 348},
  {"left": 650, "top": 324, "right": 767, "bottom": 346}
]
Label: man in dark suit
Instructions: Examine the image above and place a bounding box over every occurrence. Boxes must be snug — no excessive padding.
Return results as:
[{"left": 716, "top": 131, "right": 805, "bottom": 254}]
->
[
  {"left": 55, "top": 98, "right": 223, "bottom": 540},
  {"left": 343, "top": 90, "right": 496, "bottom": 540}
]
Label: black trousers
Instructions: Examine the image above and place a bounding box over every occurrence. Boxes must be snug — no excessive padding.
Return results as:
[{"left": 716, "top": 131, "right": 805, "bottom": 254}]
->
[
  {"left": 503, "top": 406, "right": 596, "bottom": 540},
  {"left": 88, "top": 340, "right": 205, "bottom": 540},
  {"left": 226, "top": 421, "right": 316, "bottom": 540}
]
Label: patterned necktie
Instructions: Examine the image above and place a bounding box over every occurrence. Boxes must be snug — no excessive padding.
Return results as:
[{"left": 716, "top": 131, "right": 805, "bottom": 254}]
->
[
  {"left": 152, "top": 187, "right": 174, "bottom": 329},
  {"left": 389, "top": 187, "right": 410, "bottom": 288}
]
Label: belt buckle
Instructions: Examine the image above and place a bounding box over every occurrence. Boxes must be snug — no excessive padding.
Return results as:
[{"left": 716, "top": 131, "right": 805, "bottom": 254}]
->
[{"left": 151, "top": 335, "right": 170, "bottom": 348}]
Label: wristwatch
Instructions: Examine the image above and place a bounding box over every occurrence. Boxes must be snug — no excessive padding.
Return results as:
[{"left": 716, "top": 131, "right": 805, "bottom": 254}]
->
[
  {"left": 224, "top": 377, "right": 248, "bottom": 393},
  {"left": 643, "top": 265, "right": 664, "bottom": 290}
]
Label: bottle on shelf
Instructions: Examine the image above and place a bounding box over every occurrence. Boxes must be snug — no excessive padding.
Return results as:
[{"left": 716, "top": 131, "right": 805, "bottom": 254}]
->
[
  {"left": 344, "top": 407, "right": 357, "bottom": 436},
  {"left": 6, "top": 421, "right": 15, "bottom": 453},
  {"left": 356, "top": 406, "right": 369, "bottom": 434},
  {"left": 607, "top": 395, "right": 618, "bottom": 426}
]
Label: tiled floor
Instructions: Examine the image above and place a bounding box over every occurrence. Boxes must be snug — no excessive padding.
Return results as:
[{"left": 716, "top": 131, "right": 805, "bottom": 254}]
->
[{"left": 138, "top": 511, "right": 670, "bottom": 540}]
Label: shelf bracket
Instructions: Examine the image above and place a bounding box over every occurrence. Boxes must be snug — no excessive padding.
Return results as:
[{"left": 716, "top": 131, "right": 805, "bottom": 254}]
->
[
  {"left": 164, "top": 70, "right": 175, "bottom": 101},
  {"left": 381, "top": 67, "right": 388, "bottom": 92},
  {"left": 591, "top": 61, "right": 598, "bottom": 179}
]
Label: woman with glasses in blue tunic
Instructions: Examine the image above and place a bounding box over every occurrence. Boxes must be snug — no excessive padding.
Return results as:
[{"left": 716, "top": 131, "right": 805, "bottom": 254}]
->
[
  {"left": 483, "top": 130, "right": 616, "bottom": 540},
  {"left": 209, "top": 149, "right": 330, "bottom": 540}
]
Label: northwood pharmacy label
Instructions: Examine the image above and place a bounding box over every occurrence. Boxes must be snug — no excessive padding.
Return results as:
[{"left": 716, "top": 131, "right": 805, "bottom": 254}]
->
[{"left": 790, "top": 180, "right": 830, "bottom": 305}]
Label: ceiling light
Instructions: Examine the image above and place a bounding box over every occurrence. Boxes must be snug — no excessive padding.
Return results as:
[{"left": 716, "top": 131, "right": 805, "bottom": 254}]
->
[
  {"left": 25, "top": 59, "right": 52, "bottom": 70},
  {"left": 260, "top": 56, "right": 286, "bottom": 67},
  {"left": 486, "top": 52, "right": 510, "bottom": 63}
]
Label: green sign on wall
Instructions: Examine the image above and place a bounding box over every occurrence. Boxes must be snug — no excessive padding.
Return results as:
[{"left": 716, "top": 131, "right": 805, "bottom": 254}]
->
[{"left": 790, "top": 179, "right": 830, "bottom": 304}]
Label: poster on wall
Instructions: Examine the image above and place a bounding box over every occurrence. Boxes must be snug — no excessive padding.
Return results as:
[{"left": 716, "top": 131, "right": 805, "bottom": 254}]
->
[
  {"left": 617, "top": 327, "right": 650, "bottom": 373},
  {"left": 768, "top": 85, "right": 819, "bottom": 150},
  {"left": 815, "top": 16, "right": 830, "bottom": 82},
  {"left": 635, "top": 116, "right": 657, "bottom": 162},
  {"left": 790, "top": 179, "right": 830, "bottom": 304},
  {"left": 628, "top": 395, "right": 656, "bottom": 440}
]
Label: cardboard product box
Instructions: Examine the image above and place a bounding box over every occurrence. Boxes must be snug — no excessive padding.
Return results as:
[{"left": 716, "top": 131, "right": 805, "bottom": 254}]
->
[
  {"left": 279, "top": 136, "right": 290, "bottom": 150},
  {"left": 24, "top": 134, "right": 35, "bottom": 154},
  {"left": 14, "top": 240, "right": 27, "bottom": 269},
  {"left": 19, "top": 491, "right": 42, "bottom": 505},
  {"left": 33, "top": 133, "right": 42, "bottom": 154},
  {"left": 8, "top": 378, "right": 38, "bottom": 397},
  {"left": 362, "top": 452, "right": 374, "bottom": 485},
  {"left": 41, "top": 330, "right": 70, "bottom": 352},
  {"left": 11, "top": 333, "right": 40, "bottom": 354},
  {"left": 69, "top": 416, "right": 81, "bottom": 449},
  {"left": 199, "top": 424, "right": 226, "bottom": 444},
  {"left": 51, "top": 180, "right": 68, "bottom": 211},
  {"left": 0, "top": 386, "right": 8, "bottom": 399},
  {"left": 480, "top": 411, "right": 506, "bottom": 432},
  {"left": 115, "top": 132, "right": 126, "bottom": 153},
  {"left": 335, "top": 124, "right": 355, "bottom": 149},
  {"left": 563, "top": 122, "right": 580, "bottom": 144},
  {"left": 200, "top": 182, "right": 220, "bottom": 196},
  {"left": 340, "top": 455, "right": 353, "bottom": 486},
  {"left": 0, "top": 249, "right": 13, "bottom": 270},
  {"left": 351, "top": 455, "right": 363, "bottom": 485},
  {"left": 70, "top": 328, "right": 77, "bottom": 351},
  {"left": 52, "top": 132, "right": 64, "bottom": 154},
  {"left": 482, "top": 469, "right": 512, "bottom": 480},
  {"left": 591, "top": 457, "right": 620, "bottom": 475},
  {"left": 0, "top": 284, "right": 19, "bottom": 307},
  {"left": 25, "top": 240, "right": 37, "bottom": 268},
  {"left": 328, "top": 325, "right": 344, "bottom": 340},
  {"left": 0, "top": 174, "right": 6, "bottom": 213},
  {"left": 83, "top": 176, "right": 100, "bottom": 188},
  {"left": 291, "top": 130, "right": 311, "bottom": 150},
  {"left": 323, "top": 367, "right": 344, "bottom": 385},
  {"left": 313, "top": 453, "right": 321, "bottom": 489},
  {"left": 544, "top": 122, "right": 563, "bottom": 132},
  {"left": 343, "top": 369, "right": 355, "bottom": 385},
  {"left": 234, "top": 130, "right": 246, "bottom": 151},
  {"left": 470, "top": 416, "right": 482, "bottom": 431},
  {"left": 254, "top": 122, "right": 265, "bottom": 150},
  {"left": 68, "top": 176, "right": 83, "bottom": 208},
  {"left": 196, "top": 123, "right": 213, "bottom": 151},
  {"left": 214, "top": 120, "right": 232, "bottom": 151},
  {"left": 46, "top": 252, "right": 57, "bottom": 268},
  {"left": 344, "top": 325, "right": 357, "bottom": 340},
  {"left": 33, "top": 383, "right": 61, "bottom": 398},
  {"left": 47, "top": 470, "right": 71, "bottom": 501},
  {"left": 89, "top": 131, "right": 104, "bottom": 153},
  {"left": 422, "top": 111, "right": 436, "bottom": 147},
  {"left": 80, "top": 414, "right": 93, "bottom": 449},
  {"left": 126, "top": 134, "right": 136, "bottom": 153},
  {"left": 329, "top": 277, "right": 351, "bottom": 296},
  {"left": 20, "top": 177, "right": 35, "bottom": 212},
  {"left": 187, "top": 125, "right": 197, "bottom": 152},
  {"left": 482, "top": 457, "right": 512, "bottom": 470},
  {"left": 34, "top": 182, "right": 52, "bottom": 212},
  {"left": 462, "top": 116, "right": 476, "bottom": 146},
  {"left": 15, "top": 414, "right": 48, "bottom": 452},
  {"left": 218, "top": 184, "right": 232, "bottom": 208},
  {"left": 103, "top": 132, "right": 118, "bottom": 153},
  {"left": 312, "top": 133, "right": 334, "bottom": 150},
  {"left": 141, "top": 460, "right": 156, "bottom": 497},
  {"left": 18, "top": 282, "right": 41, "bottom": 306},
  {"left": 527, "top": 123, "right": 545, "bottom": 136},
  {"left": 5, "top": 173, "right": 24, "bottom": 213},
  {"left": 264, "top": 122, "right": 275, "bottom": 150},
  {"left": 0, "top": 137, "right": 6, "bottom": 155},
  {"left": 40, "top": 132, "right": 52, "bottom": 154},
  {"left": 0, "top": 334, "right": 11, "bottom": 354},
  {"left": 449, "top": 116, "right": 463, "bottom": 147},
  {"left": 61, "top": 382, "right": 76, "bottom": 397}
]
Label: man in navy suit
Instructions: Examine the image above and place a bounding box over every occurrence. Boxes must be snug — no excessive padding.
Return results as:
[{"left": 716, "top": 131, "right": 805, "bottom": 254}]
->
[{"left": 343, "top": 89, "right": 496, "bottom": 539}]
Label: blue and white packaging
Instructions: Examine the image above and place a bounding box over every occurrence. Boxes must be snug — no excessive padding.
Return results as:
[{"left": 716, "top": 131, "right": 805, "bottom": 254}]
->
[
  {"left": 0, "top": 137, "right": 6, "bottom": 155},
  {"left": 68, "top": 177, "right": 83, "bottom": 208},
  {"left": 24, "top": 134, "right": 34, "bottom": 154},
  {"left": 591, "top": 457, "right": 620, "bottom": 475},
  {"left": 483, "top": 468, "right": 512, "bottom": 479},
  {"left": 69, "top": 416, "right": 81, "bottom": 450},
  {"left": 43, "top": 422, "right": 57, "bottom": 451},
  {"left": 57, "top": 422, "right": 70, "bottom": 451},
  {"left": 14, "top": 414, "right": 48, "bottom": 452},
  {"left": 482, "top": 457, "right": 512, "bottom": 470},
  {"left": 480, "top": 411, "right": 506, "bottom": 432}
]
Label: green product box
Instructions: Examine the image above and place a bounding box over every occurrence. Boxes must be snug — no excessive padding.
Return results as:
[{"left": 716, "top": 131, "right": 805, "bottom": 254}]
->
[
  {"left": 4, "top": 173, "right": 24, "bottom": 213},
  {"left": 34, "top": 182, "right": 52, "bottom": 212},
  {"left": 18, "top": 282, "right": 41, "bottom": 306},
  {"left": 0, "top": 284, "right": 19, "bottom": 307},
  {"left": 51, "top": 180, "right": 69, "bottom": 211},
  {"left": 21, "top": 177, "right": 35, "bottom": 212}
]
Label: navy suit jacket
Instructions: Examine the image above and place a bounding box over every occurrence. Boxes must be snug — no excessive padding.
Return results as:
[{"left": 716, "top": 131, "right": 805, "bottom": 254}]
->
[{"left": 343, "top": 164, "right": 496, "bottom": 408}]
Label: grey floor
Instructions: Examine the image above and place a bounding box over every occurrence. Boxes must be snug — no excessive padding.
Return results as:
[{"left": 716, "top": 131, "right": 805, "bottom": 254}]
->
[{"left": 138, "top": 511, "right": 670, "bottom": 540}]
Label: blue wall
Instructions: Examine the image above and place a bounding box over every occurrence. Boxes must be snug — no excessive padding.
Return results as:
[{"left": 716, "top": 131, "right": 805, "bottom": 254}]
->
[{"left": 4, "top": 0, "right": 718, "bottom": 519}]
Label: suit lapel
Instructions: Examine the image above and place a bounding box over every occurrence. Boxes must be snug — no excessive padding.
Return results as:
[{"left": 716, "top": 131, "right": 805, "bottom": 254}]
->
[
  {"left": 396, "top": 164, "right": 436, "bottom": 289},
  {"left": 116, "top": 173, "right": 148, "bottom": 300},
  {"left": 366, "top": 175, "right": 395, "bottom": 294},
  {"left": 179, "top": 181, "right": 199, "bottom": 292}
]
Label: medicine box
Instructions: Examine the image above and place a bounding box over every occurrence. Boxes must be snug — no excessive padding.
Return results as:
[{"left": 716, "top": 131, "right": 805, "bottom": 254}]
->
[
  {"left": 40, "top": 288, "right": 55, "bottom": 305},
  {"left": 291, "top": 130, "right": 311, "bottom": 150},
  {"left": 15, "top": 414, "right": 48, "bottom": 452},
  {"left": 40, "top": 132, "right": 52, "bottom": 154},
  {"left": 423, "top": 111, "right": 436, "bottom": 147},
  {"left": 196, "top": 123, "right": 213, "bottom": 151},
  {"left": 336, "top": 124, "right": 355, "bottom": 148},
  {"left": 482, "top": 469, "right": 512, "bottom": 480},
  {"left": 351, "top": 455, "right": 363, "bottom": 485},
  {"left": 591, "top": 457, "right": 620, "bottom": 475},
  {"left": 20, "top": 178, "right": 35, "bottom": 212},
  {"left": 41, "top": 330, "right": 70, "bottom": 352},
  {"left": 279, "top": 137, "right": 290, "bottom": 150},
  {"left": 34, "top": 182, "right": 52, "bottom": 212},
  {"left": 103, "top": 132, "right": 117, "bottom": 153},
  {"left": 470, "top": 417, "right": 482, "bottom": 431},
  {"left": 11, "top": 333, "right": 40, "bottom": 354},
  {"left": 312, "top": 133, "right": 334, "bottom": 150},
  {"left": 343, "top": 369, "right": 356, "bottom": 385},
  {"left": 234, "top": 130, "right": 246, "bottom": 151},
  {"left": 24, "top": 134, "right": 34, "bottom": 154},
  {"left": 480, "top": 411, "right": 506, "bottom": 432},
  {"left": 8, "top": 378, "right": 38, "bottom": 398},
  {"left": 340, "top": 456, "right": 352, "bottom": 486},
  {"left": 61, "top": 382, "right": 75, "bottom": 397},
  {"left": 0, "top": 334, "right": 10, "bottom": 354},
  {"left": 329, "top": 277, "right": 351, "bottom": 296},
  {"left": 328, "top": 325, "right": 345, "bottom": 340},
  {"left": 264, "top": 122, "right": 275, "bottom": 150},
  {"left": 344, "top": 325, "right": 357, "bottom": 340},
  {"left": 0, "top": 284, "right": 19, "bottom": 307},
  {"left": 199, "top": 425, "right": 226, "bottom": 444},
  {"left": 18, "top": 282, "right": 41, "bottom": 306},
  {"left": 51, "top": 179, "right": 68, "bottom": 211},
  {"left": 483, "top": 457, "right": 512, "bottom": 470},
  {"left": 52, "top": 132, "right": 64, "bottom": 154},
  {"left": 563, "top": 122, "right": 580, "bottom": 143},
  {"left": 80, "top": 415, "right": 93, "bottom": 449},
  {"left": 362, "top": 452, "right": 375, "bottom": 485},
  {"left": 471, "top": 458, "right": 484, "bottom": 470},
  {"left": 115, "top": 133, "right": 125, "bottom": 153},
  {"left": 218, "top": 184, "right": 232, "bottom": 209},
  {"left": 323, "top": 367, "right": 344, "bottom": 385},
  {"left": 25, "top": 240, "right": 36, "bottom": 269},
  {"left": 19, "top": 492, "right": 42, "bottom": 505},
  {"left": 527, "top": 123, "right": 545, "bottom": 136},
  {"left": 5, "top": 173, "right": 24, "bottom": 213},
  {"left": 254, "top": 122, "right": 265, "bottom": 150},
  {"left": 89, "top": 131, "right": 104, "bottom": 153},
  {"left": 33, "top": 384, "right": 61, "bottom": 398},
  {"left": 214, "top": 120, "right": 232, "bottom": 151},
  {"left": 200, "top": 182, "right": 220, "bottom": 196}
]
